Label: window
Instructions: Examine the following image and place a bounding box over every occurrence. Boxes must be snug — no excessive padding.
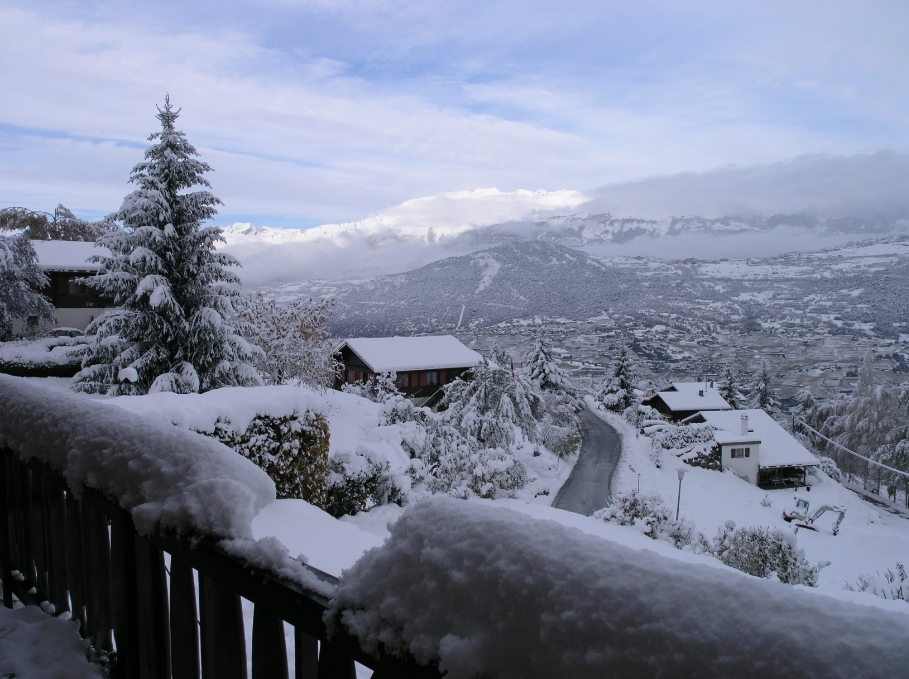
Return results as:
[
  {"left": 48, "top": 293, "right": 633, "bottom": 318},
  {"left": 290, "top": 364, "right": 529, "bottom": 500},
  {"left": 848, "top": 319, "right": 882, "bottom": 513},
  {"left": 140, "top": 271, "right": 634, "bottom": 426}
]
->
[
  {"left": 399, "top": 373, "right": 410, "bottom": 387},
  {"left": 427, "top": 371, "right": 439, "bottom": 386},
  {"left": 730, "top": 447, "right": 751, "bottom": 459}
]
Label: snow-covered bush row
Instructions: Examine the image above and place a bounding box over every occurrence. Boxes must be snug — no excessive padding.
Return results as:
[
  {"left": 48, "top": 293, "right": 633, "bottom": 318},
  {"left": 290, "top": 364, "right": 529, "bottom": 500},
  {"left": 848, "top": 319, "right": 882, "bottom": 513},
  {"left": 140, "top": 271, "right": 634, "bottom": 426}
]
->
[
  {"left": 597, "top": 490, "right": 823, "bottom": 585},
  {"left": 0, "top": 374, "right": 274, "bottom": 539},
  {"left": 708, "top": 521, "right": 824, "bottom": 586},
  {"left": 328, "top": 496, "right": 909, "bottom": 679},
  {"left": 846, "top": 563, "right": 907, "bottom": 603},
  {"left": 593, "top": 491, "right": 695, "bottom": 548},
  {"left": 0, "top": 335, "right": 89, "bottom": 372},
  {"left": 648, "top": 422, "right": 718, "bottom": 469}
]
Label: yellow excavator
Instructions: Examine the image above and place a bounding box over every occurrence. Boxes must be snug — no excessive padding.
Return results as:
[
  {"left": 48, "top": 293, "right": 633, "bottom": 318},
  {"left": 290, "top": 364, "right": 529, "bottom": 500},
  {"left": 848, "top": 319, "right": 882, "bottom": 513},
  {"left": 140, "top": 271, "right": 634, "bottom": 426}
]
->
[{"left": 782, "top": 496, "right": 846, "bottom": 536}]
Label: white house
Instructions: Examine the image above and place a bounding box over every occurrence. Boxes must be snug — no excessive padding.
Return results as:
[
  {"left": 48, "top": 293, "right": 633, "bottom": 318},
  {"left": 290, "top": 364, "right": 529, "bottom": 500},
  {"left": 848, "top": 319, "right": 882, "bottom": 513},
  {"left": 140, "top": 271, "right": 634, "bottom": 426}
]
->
[
  {"left": 642, "top": 382, "right": 732, "bottom": 422},
  {"left": 336, "top": 335, "right": 482, "bottom": 407},
  {"left": 688, "top": 409, "right": 819, "bottom": 487},
  {"left": 32, "top": 240, "right": 115, "bottom": 331}
]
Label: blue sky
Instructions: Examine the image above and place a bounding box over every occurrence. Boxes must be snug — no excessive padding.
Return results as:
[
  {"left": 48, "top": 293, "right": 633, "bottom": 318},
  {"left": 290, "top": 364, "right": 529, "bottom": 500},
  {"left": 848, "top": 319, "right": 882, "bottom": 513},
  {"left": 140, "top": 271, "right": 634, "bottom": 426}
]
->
[{"left": 2, "top": 0, "right": 908, "bottom": 227}]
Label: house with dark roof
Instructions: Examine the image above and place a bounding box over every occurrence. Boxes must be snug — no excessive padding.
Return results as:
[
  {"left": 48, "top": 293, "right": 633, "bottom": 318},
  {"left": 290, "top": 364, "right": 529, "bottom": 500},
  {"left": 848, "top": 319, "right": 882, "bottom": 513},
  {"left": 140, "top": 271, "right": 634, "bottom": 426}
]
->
[
  {"left": 642, "top": 382, "right": 732, "bottom": 422},
  {"left": 336, "top": 335, "right": 482, "bottom": 407}
]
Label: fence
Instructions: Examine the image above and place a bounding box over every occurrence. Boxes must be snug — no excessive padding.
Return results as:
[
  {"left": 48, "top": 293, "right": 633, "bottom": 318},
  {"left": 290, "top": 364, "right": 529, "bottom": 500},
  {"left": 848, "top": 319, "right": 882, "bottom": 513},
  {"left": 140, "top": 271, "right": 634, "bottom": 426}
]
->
[{"left": 0, "top": 447, "right": 441, "bottom": 679}]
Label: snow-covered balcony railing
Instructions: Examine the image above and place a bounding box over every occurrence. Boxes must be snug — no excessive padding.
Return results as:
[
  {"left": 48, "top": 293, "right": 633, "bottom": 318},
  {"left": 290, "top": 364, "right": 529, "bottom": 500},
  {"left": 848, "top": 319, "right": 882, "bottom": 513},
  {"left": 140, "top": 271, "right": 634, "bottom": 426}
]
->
[{"left": 0, "top": 375, "right": 440, "bottom": 679}]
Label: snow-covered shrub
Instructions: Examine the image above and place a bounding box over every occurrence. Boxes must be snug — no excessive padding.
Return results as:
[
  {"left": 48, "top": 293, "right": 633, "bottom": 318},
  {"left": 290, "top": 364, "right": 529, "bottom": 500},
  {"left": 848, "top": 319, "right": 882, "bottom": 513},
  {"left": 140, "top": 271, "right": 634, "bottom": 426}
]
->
[
  {"left": 239, "top": 293, "right": 339, "bottom": 389},
  {"left": 73, "top": 97, "right": 262, "bottom": 395},
  {"left": 845, "top": 563, "right": 907, "bottom": 602},
  {"left": 816, "top": 456, "right": 843, "bottom": 483},
  {"left": 594, "top": 490, "right": 696, "bottom": 549},
  {"left": 207, "top": 412, "right": 329, "bottom": 505},
  {"left": 649, "top": 423, "right": 718, "bottom": 469},
  {"left": 539, "top": 392, "right": 582, "bottom": 458},
  {"left": 323, "top": 452, "right": 406, "bottom": 517},
  {"left": 708, "top": 521, "right": 823, "bottom": 586},
  {"left": 0, "top": 233, "right": 55, "bottom": 340},
  {"left": 342, "top": 371, "right": 400, "bottom": 403},
  {"left": 425, "top": 446, "right": 529, "bottom": 500},
  {"left": 441, "top": 359, "right": 542, "bottom": 451}
]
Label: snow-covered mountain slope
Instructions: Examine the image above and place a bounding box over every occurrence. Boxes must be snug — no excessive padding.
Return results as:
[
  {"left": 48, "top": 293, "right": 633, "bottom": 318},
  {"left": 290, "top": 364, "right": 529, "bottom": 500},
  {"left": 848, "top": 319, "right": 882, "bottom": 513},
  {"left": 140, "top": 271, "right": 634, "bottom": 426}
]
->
[
  {"left": 288, "top": 237, "right": 909, "bottom": 341},
  {"left": 218, "top": 187, "right": 909, "bottom": 286}
]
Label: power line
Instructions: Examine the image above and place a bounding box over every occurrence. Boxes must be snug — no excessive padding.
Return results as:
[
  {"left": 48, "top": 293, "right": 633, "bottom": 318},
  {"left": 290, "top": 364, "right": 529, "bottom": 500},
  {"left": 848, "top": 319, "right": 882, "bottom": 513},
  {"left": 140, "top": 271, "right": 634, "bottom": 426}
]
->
[{"left": 793, "top": 417, "right": 909, "bottom": 480}]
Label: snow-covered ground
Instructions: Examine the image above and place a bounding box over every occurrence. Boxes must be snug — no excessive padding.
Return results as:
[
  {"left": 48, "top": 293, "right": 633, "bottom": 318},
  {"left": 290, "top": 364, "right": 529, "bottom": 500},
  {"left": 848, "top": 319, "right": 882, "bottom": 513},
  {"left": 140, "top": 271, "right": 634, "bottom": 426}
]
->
[
  {"left": 4, "top": 376, "right": 908, "bottom": 677},
  {"left": 593, "top": 400, "right": 909, "bottom": 594}
]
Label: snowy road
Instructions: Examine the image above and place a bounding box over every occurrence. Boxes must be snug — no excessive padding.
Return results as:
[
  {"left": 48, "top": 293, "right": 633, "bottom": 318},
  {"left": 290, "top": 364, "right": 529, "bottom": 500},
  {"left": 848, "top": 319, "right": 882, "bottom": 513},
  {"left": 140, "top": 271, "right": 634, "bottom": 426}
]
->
[{"left": 552, "top": 407, "right": 621, "bottom": 516}]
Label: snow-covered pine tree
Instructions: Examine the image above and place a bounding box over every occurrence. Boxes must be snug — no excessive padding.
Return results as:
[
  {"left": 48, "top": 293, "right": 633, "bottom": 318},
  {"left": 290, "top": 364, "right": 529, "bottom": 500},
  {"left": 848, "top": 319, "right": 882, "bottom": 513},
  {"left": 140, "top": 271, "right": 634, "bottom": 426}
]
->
[
  {"left": 442, "top": 357, "right": 542, "bottom": 450},
  {"left": 750, "top": 362, "right": 779, "bottom": 413},
  {"left": 73, "top": 97, "right": 261, "bottom": 395},
  {"left": 522, "top": 334, "right": 575, "bottom": 396},
  {"left": 240, "top": 293, "right": 339, "bottom": 388},
  {"left": 597, "top": 346, "right": 637, "bottom": 413},
  {"left": 0, "top": 234, "right": 55, "bottom": 339},
  {"left": 719, "top": 365, "right": 745, "bottom": 410}
]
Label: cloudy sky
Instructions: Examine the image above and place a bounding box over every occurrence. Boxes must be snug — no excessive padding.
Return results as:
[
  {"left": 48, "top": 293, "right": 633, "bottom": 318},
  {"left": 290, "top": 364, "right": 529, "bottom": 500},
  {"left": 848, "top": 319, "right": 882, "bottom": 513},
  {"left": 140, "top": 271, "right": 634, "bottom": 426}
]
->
[{"left": 2, "top": 0, "right": 909, "bottom": 228}]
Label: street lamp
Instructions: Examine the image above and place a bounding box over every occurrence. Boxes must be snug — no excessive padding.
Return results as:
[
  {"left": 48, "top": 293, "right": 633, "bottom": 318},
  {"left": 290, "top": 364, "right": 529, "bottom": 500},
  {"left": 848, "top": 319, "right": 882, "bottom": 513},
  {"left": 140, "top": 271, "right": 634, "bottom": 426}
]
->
[{"left": 676, "top": 468, "right": 686, "bottom": 521}]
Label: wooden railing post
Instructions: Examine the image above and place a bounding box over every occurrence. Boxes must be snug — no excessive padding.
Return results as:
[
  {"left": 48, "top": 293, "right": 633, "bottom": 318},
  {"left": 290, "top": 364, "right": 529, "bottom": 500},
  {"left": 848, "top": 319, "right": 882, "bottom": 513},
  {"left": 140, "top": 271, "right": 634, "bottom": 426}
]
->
[
  {"left": 82, "top": 502, "right": 113, "bottom": 654},
  {"left": 252, "top": 603, "right": 289, "bottom": 679},
  {"left": 110, "top": 509, "right": 142, "bottom": 679},
  {"left": 199, "top": 573, "right": 247, "bottom": 679},
  {"left": 65, "top": 492, "right": 88, "bottom": 635},
  {"left": 135, "top": 535, "right": 171, "bottom": 679},
  {"left": 43, "top": 482, "right": 69, "bottom": 615},
  {"left": 294, "top": 628, "right": 319, "bottom": 679},
  {"left": 317, "top": 639, "right": 356, "bottom": 679},
  {"left": 170, "top": 552, "right": 200, "bottom": 679}
]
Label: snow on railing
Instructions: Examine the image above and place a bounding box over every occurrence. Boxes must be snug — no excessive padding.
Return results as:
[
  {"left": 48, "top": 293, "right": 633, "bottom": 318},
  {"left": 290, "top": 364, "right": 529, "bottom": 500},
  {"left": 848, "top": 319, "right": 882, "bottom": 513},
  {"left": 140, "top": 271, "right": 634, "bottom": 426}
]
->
[
  {"left": 328, "top": 496, "right": 909, "bottom": 679},
  {"left": 0, "top": 374, "right": 440, "bottom": 679}
]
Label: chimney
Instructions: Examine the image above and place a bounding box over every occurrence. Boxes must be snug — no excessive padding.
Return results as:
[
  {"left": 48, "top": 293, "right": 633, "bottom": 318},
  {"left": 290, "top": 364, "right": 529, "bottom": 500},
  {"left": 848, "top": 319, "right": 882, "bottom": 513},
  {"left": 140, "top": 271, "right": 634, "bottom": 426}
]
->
[{"left": 740, "top": 414, "right": 749, "bottom": 436}]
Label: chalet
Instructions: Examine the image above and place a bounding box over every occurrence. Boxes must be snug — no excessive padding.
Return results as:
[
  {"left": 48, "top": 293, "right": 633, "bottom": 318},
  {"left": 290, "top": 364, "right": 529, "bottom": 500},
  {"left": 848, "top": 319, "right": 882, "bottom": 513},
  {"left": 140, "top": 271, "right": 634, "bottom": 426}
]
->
[
  {"left": 643, "top": 382, "right": 732, "bottom": 422},
  {"left": 336, "top": 335, "right": 482, "bottom": 407},
  {"left": 31, "top": 241, "right": 114, "bottom": 331},
  {"left": 685, "top": 409, "right": 819, "bottom": 488}
]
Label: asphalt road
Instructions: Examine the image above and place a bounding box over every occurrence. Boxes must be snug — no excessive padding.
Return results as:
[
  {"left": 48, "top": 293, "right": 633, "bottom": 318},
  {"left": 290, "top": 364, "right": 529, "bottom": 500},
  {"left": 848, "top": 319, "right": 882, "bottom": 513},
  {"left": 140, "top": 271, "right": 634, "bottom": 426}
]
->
[{"left": 552, "top": 407, "right": 622, "bottom": 516}]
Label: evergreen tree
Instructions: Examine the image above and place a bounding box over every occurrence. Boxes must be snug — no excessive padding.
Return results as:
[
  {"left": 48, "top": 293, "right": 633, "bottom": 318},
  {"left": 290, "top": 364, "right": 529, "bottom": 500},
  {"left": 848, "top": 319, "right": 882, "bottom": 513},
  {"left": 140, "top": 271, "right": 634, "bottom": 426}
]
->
[
  {"left": 0, "top": 234, "right": 55, "bottom": 339},
  {"left": 597, "top": 346, "right": 637, "bottom": 413},
  {"left": 442, "top": 358, "right": 542, "bottom": 450},
  {"left": 750, "top": 362, "right": 779, "bottom": 413},
  {"left": 73, "top": 97, "right": 261, "bottom": 395},
  {"left": 719, "top": 365, "right": 744, "bottom": 410},
  {"left": 522, "top": 334, "right": 576, "bottom": 396}
]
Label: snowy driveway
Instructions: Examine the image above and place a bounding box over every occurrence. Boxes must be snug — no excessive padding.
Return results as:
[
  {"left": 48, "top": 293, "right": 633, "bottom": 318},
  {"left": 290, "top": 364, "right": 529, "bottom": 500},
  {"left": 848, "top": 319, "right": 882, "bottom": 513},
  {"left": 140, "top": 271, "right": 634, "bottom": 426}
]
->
[{"left": 552, "top": 407, "right": 621, "bottom": 516}]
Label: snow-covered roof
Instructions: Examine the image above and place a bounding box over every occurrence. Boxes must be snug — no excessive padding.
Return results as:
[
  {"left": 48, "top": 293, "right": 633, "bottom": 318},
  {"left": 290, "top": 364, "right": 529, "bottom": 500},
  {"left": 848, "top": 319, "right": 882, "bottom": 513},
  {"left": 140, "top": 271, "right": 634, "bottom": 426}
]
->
[
  {"left": 32, "top": 240, "right": 107, "bottom": 271},
  {"left": 340, "top": 335, "right": 482, "bottom": 373},
  {"left": 699, "top": 409, "right": 819, "bottom": 469},
  {"left": 650, "top": 382, "right": 732, "bottom": 412}
]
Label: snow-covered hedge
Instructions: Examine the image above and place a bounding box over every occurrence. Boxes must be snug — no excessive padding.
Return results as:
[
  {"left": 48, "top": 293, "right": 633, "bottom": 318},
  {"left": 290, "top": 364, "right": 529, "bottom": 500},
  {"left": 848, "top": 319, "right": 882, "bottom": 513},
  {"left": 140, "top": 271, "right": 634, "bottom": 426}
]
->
[
  {"left": 0, "top": 336, "right": 88, "bottom": 376},
  {"left": 328, "top": 496, "right": 909, "bottom": 679},
  {"left": 647, "top": 422, "right": 718, "bottom": 469},
  {"left": 708, "top": 521, "right": 823, "bottom": 586},
  {"left": 846, "top": 563, "right": 907, "bottom": 603},
  {"left": 0, "top": 374, "right": 274, "bottom": 539},
  {"left": 594, "top": 490, "right": 695, "bottom": 549}
]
